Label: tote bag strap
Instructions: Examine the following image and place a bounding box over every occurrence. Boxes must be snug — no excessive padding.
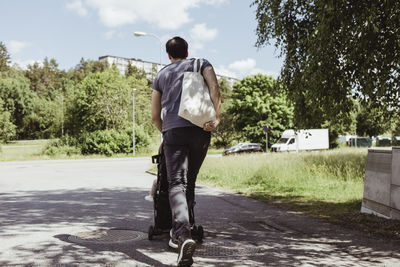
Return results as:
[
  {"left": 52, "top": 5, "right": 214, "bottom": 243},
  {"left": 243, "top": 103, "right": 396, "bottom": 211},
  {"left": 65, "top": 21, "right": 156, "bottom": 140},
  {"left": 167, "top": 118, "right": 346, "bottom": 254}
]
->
[{"left": 193, "top": 58, "right": 203, "bottom": 74}]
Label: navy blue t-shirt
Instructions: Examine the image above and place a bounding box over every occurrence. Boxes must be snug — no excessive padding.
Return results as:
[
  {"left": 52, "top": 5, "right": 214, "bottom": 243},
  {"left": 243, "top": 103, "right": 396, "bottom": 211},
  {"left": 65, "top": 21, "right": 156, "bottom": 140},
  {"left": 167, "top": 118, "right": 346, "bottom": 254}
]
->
[{"left": 152, "top": 58, "right": 212, "bottom": 132}]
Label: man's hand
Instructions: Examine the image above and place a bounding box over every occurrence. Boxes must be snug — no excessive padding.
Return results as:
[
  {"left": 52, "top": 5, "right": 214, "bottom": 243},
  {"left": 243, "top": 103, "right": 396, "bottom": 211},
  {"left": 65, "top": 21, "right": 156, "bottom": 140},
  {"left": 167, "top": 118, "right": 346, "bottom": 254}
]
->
[{"left": 203, "top": 119, "right": 220, "bottom": 132}]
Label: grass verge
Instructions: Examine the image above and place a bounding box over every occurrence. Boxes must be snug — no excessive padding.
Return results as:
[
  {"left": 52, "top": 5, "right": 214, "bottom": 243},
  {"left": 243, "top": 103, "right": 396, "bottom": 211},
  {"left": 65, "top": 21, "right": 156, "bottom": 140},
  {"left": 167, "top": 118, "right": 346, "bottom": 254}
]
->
[
  {"left": 0, "top": 139, "right": 157, "bottom": 161},
  {"left": 198, "top": 148, "right": 400, "bottom": 240}
]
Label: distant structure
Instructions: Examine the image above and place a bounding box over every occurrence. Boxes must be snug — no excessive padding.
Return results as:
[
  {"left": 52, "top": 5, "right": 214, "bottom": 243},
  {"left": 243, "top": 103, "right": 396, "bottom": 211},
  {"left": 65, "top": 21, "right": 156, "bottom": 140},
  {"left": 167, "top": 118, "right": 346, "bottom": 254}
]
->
[{"left": 99, "top": 55, "right": 239, "bottom": 85}]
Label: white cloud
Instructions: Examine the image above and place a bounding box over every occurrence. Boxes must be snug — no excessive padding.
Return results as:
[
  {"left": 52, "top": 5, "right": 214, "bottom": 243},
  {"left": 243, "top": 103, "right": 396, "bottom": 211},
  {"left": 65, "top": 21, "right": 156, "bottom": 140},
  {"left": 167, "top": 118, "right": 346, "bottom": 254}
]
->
[
  {"left": 214, "top": 65, "right": 238, "bottom": 79},
  {"left": 66, "top": 0, "right": 228, "bottom": 29},
  {"left": 203, "top": 0, "right": 228, "bottom": 5},
  {"left": 190, "top": 23, "right": 218, "bottom": 42},
  {"left": 66, "top": 0, "right": 88, "bottom": 17},
  {"left": 217, "top": 58, "right": 278, "bottom": 79},
  {"left": 12, "top": 59, "right": 41, "bottom": 70},
  {"left": 189, "top": 23, "right": 218, "bottom": 54},
  {"left": 83, "top": 0, "right": 197, "bottom": 29},
  {"left": 7, "top": 40, "right": 30, "bottom": 54},
  {"left": 228, "top": 58, "right": 257, "bottom": 73}
]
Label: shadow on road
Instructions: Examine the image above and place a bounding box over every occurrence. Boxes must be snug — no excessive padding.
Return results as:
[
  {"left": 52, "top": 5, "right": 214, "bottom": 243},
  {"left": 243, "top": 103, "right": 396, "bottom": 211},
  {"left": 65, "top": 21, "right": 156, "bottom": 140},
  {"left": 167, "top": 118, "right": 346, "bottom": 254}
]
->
[{"left": 0, "top": 186, "right": 399, "bottom": 266}]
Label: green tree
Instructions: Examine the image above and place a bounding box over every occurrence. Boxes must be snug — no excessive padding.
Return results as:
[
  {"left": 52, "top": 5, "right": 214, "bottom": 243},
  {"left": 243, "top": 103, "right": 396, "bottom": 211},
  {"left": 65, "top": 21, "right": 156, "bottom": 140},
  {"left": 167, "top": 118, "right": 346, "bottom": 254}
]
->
[
  {"left": 68, "top": 58, "right": 109, "bottom": 83},
  {"left": 125, "top": 62, "right": 147, "bottom": 80},
  {"left": 228, "top": 74, "right": 293, "bottom": 146},
  {"left": 22, "top": 96, "right": 63, "bottom": 139},
  {"left": 0, "top": 42, "right": 10, "bottom": 72},
  {"left": 392, "top": 117, "right": 400, "bottom": 137},
  {"left": 25, "top": 57, "right": 64, "bottom": 97},
  {"left": 0, "top": 98, "right": 16, "bottom": 142},
  {"left": 211, "top": 104, "right": 237, "bottom": 148},
  {"left": 290, "top": 85, "right": 356, "bottom": 148},
  {"left": 127, "top": 75, "right": 156, "bottom": 136},
  {"left": 70, "top": 67, "right": 132, "bottom": 134},
  {"left": 356, "top": 103, "right": 391, "bottom": 137},
  {"left": 211, "top": 78, "right": 236, "bottom": 148},
  {"left": 252, "top": 0, "right": 400, "bottom": 121},
  {"left": 125, "top": 62, "right": 158, "bottom": 136},
  {"left": 218, "top": 77, "right": 233, "bottom": 103},
  {"left": 0, "top": 69, "right": 35, "bottom": 139}
]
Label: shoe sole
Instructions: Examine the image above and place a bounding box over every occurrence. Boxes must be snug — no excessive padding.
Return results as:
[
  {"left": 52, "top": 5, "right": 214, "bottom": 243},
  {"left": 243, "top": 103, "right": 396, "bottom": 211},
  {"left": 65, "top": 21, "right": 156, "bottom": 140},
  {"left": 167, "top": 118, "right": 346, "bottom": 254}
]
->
[
  {"left": 177, "top": 239, "right": 196, "bottom": 266},
  {"left": 169, "top": 229, "right": 178, "bottom": 249},
  {"left": 169, "top": 238, "right": 178, "bottom": 249}
]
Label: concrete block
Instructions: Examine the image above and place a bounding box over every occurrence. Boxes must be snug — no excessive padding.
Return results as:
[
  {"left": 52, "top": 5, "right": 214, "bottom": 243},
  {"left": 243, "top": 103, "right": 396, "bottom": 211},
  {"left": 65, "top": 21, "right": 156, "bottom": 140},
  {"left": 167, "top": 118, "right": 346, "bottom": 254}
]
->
[
  {"left": 391, "top": 185, "right": 400, "bottom": 210},
  {"left": 364, "top": 169, "right": 391, "bottom": 206},
  {"left": 390, "top": 208, "right": 400, "bottom": 220},
  {"left": 365, "top": 149, "right": 392, "bottom": 173},
  {"left": 364, "top": 150, "right": 392, "bottom": 206},
  {"left": 361, "top": 198, "right": 391, "bottom": 218},
  {"left": 392, "top": 148, "right": 400, "bottom": 186}
]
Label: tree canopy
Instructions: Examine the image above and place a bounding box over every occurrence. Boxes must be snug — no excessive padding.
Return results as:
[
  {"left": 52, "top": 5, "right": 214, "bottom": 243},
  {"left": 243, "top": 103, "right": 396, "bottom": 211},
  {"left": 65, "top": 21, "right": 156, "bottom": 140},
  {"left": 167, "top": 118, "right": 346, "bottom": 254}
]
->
[
  {"left": 0, "top": 42, "right": 10, "bottom": 72},
  {"left": 0, "top": 98, "right": 16, "bottom": 142},
  {"left": 252, "top": 0, "right": 400, "bottom": 123},
  {"left": 228, "top": 74, "right": 293, "bottom": 146}
]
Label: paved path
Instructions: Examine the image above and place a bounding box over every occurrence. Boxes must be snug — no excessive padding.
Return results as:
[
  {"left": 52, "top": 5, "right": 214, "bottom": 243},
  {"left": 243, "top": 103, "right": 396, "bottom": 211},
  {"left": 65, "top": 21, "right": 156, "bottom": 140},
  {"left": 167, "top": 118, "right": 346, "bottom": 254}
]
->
[{"left": 0, "top": 158, "right": 400, "bottom": 266}]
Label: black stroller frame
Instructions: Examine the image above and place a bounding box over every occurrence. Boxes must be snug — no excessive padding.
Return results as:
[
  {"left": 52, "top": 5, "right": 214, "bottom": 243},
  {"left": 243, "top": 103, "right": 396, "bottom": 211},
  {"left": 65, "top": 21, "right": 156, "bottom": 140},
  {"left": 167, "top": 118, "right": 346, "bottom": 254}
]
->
[{"left": 148, "top": 143, "right": 204, "bottom": 243}]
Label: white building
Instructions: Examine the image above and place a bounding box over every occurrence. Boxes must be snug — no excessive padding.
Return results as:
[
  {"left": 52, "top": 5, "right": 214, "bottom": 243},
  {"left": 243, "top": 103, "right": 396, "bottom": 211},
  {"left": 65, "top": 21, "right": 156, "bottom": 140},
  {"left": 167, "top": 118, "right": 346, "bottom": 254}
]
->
[{"left": 99, "top": 55, "right": 239, "bottom": 86}]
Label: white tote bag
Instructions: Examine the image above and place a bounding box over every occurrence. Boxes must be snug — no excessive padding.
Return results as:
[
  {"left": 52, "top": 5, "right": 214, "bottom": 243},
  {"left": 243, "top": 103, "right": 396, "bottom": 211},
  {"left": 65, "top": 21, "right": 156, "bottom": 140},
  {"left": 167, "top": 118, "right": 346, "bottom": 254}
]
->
[{"left": 178, "top": 59, "right": 217, "bottom": 128}]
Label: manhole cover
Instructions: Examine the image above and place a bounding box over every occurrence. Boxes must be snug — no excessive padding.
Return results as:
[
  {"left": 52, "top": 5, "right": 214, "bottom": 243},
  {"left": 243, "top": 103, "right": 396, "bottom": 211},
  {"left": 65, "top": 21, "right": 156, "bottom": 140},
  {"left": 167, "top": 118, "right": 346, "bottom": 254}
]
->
[
  {"left": 195, "top": 239, "right": 261, "bottom": 257},
  {"left": 68, "top": 229, "right": 146, "bottom": 244}
]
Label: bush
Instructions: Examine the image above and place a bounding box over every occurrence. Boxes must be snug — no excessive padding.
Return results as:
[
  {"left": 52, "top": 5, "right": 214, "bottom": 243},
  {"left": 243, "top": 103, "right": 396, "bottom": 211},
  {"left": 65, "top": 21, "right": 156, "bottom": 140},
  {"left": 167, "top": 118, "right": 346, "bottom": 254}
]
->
[
  {"left": 42, "top": 138, "right": 81, "bottom": 156},
  {"left": 80, "top": 130, "right": 124, "bottom": 156},
  {"left": 43, "top": 144, "right": 81, "bottom": 156},
  {"left": 79, "top": 127, "right": 150, "bottom": 156},
  {"left": 126, "top": 125, "right": 151, "bottom": 151},
  {"left": 42, "top": 127, "right": 151, "bottom": 157}
]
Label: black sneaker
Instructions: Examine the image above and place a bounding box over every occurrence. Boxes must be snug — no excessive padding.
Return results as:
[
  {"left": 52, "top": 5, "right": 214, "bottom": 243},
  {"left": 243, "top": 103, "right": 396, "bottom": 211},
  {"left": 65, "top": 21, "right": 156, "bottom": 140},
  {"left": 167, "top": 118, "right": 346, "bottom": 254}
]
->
[
  {"left": 169, "top": 229, "right": 178, "bottom": 249},
  {"left": 177, "top": 237, "right": 196, "bottom": 266}
]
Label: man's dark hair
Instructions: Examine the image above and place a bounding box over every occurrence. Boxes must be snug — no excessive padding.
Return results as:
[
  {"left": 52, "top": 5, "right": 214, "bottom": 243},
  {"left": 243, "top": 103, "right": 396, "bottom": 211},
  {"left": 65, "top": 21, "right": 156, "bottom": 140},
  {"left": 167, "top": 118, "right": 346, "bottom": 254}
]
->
[{"left": 166, "top": 37, "right": 188, "bottom": 59}]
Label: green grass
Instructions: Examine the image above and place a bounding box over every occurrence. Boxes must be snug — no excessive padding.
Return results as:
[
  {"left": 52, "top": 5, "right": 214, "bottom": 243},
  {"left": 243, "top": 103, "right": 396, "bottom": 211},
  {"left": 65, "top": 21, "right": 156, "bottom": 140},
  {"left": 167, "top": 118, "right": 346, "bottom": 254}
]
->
[
  {"left": 197, "top": 148, "right": 400, "bottom": 239},
  {"left": 0, "top": 139, "right": 158, "bottom": 161},
  {"left": 206, "top": 148, "right": 224, "bottom": 155},
  {"left": 0, "top": 140, "right": 49, "bottom": 161},
  {"left": 199, "top": 148, "right": 366, "bottom": 208}
]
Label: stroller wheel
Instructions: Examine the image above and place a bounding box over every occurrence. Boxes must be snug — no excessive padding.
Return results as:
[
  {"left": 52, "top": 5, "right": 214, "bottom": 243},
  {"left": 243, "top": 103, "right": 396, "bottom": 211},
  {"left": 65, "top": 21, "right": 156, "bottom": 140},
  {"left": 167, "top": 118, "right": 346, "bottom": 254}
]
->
[
  {"left": 191, "top": 225, "right": 204, "bottom": 243},
  {"left": 197, "top": 225, "right": 204, "bottom": 243},
  {"left": 148, "top": 225, "right": 154, "bottom": 240},
  {"left": 191, "top": 225, "right": 198, "bottom": 236}
]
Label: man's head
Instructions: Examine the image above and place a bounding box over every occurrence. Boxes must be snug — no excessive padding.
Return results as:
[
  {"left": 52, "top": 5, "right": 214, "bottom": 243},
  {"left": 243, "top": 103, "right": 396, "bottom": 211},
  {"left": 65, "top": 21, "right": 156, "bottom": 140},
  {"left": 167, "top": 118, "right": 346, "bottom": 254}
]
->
[{"left": 166, "top": 36, "right": 188, "bottom": 60}]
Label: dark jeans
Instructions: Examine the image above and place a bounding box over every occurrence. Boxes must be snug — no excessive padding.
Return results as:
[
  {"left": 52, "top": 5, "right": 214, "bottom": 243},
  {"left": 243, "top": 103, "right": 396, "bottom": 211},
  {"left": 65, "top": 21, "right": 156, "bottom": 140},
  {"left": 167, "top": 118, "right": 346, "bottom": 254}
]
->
[{"left": 163, "top": 127, "right": 211, "bottom": 238}]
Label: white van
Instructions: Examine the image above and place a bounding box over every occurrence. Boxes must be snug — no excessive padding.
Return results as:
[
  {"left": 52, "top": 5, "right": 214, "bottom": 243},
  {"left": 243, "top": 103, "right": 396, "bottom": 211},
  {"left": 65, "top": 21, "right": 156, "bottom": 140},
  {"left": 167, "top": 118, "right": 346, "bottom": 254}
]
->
[{"left": 271, "top": 129, "right": 329, "bottom": 152}]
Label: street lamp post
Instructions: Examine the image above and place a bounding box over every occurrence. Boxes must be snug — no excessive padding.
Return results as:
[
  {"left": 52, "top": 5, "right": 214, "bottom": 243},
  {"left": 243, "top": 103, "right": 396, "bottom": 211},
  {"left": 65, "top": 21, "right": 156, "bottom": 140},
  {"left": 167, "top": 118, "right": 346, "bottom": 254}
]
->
[
  {"left": 58, "top": 95, "right": 64, "bottom": 137},
  {"left": 133, "top": 31, "right": 162, "bottom": 66},
  {"left": 134, "top": 31, "right": 163, "bottom": 143},
  {"left": 61, "top": 95, "right": 64, "bottom": 137},
  {"left": 132, "top": 88, "right": 137, "bottom": 156}
]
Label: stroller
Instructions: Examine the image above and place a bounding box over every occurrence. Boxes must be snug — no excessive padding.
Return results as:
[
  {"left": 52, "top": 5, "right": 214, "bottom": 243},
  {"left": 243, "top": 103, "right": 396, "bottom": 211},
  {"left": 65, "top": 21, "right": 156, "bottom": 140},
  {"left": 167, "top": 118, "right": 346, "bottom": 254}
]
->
[{"left": 148, "top": 143, "right": 204, "bottom": 243}]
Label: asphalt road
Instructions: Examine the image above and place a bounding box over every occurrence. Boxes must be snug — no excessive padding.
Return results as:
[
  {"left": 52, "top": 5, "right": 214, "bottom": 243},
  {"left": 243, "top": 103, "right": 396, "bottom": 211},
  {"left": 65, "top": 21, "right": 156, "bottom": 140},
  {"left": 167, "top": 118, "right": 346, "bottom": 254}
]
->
[{"left": 1, "top": 157, "right": 400, "bottom": 266}]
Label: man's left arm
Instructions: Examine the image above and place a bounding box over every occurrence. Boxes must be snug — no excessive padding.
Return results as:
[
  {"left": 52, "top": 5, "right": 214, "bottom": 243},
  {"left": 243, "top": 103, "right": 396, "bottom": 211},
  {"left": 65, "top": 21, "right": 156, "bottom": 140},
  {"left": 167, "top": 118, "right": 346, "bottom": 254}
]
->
[
  {"left": 151, "top": 90, "right": 163, "bottom": 132},
  {"left": 202, "top": 65, "right": 221, "bottom": 132}
]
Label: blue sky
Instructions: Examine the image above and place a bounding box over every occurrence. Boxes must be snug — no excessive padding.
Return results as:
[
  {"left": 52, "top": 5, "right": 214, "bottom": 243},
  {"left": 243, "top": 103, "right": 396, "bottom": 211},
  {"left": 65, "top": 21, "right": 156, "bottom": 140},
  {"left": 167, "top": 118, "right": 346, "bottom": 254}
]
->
[{"left": 1, "top": 0, "right": 283, "bottom": 79}]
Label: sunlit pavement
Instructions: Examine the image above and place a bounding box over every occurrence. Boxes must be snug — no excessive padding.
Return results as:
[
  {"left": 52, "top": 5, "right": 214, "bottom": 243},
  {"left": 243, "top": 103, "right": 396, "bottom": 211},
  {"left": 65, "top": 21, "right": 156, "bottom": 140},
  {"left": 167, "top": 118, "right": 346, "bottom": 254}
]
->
[{"left": 1, "top": 158, "right": 400, "bottom": 266}]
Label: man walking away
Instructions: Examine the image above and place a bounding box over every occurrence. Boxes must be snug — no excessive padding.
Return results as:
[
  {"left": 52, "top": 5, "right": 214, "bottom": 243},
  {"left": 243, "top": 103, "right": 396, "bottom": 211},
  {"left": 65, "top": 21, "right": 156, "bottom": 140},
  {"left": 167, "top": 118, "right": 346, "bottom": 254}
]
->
[{"left": 151, "top": 36, "right": 221, "bottom": 266}]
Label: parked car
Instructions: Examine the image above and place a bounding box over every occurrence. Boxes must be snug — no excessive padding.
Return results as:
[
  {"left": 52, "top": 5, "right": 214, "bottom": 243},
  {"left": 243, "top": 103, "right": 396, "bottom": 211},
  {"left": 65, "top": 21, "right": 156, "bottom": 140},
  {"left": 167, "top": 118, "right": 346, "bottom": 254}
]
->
[{"left": 222, "top": 143, "right": 263, "bottom": 156}]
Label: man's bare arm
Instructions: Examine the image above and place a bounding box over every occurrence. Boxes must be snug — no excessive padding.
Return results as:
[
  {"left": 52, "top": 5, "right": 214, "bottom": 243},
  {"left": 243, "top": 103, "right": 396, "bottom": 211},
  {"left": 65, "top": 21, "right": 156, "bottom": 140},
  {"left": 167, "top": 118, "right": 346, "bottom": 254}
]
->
[
  {"left": 151, "top": 90, "right": 163, "bottom": 132},
  {"left": 202, "top": 65, "right": 221, "bottom": 131}
]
